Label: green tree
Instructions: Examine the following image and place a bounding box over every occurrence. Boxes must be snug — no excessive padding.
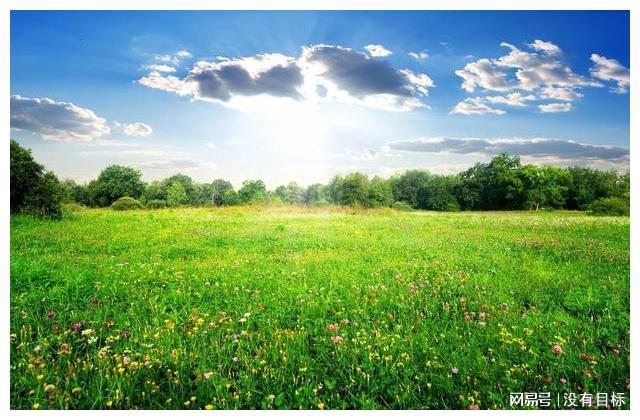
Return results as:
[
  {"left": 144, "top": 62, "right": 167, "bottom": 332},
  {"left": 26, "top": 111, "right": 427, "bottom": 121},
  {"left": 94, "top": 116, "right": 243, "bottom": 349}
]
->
[
  {"left": 304, "top": 183, "right": 327, "bottom": 204},
  {"left": 390, "top": 170, "right": 432, "bottom": 208},
  {"left": 238, "top": 180, "right": 266, "bottom": 204},
  {"left": 166, "top": 182, "right": 188, "bottom": 206},
  {"left": 10, "top": 140, "right": 64, "bottom": 218},
  {"left": 93, "top": 165, "right": 145, "bottom": 207},
  {"left": 340, "top": 173, "right": 369, "bottom": 206},
  {"left": 368, "top": 176, "right": 394, "bottom": 207},
  {"left": 210, "top": 179, "right": 234, "bottom": 206},
  {"left": 221, "top": 189, "right": 240, "bottom": 206}
]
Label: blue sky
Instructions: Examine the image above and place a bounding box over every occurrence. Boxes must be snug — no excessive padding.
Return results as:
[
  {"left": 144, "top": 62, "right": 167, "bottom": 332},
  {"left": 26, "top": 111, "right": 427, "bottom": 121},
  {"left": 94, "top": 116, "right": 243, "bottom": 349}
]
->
[{"left": 10, "top": 11, "right": 630, "bottom": 187}]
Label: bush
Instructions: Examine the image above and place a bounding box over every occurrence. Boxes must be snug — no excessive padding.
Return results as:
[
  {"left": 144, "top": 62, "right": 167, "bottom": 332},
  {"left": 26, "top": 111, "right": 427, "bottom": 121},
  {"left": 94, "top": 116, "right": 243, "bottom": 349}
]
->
[
  {"left": 392, "top": 201, "right": 413, "bottom": 212},
  {"left": 588, "top": 197, "right": 629, "bottom": 216},
  {"left": 146, "top": 199, "right": 167, "bottom": 209},
  {"left": 111, "top": 196, "right": 143, "bottom": 211}
]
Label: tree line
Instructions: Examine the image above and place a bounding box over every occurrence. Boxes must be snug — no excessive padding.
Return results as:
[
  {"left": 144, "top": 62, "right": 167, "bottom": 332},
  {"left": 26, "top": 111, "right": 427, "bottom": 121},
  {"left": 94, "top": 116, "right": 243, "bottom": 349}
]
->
[{"left": 10, "top": 140, "right": 630, "bottom": 218}]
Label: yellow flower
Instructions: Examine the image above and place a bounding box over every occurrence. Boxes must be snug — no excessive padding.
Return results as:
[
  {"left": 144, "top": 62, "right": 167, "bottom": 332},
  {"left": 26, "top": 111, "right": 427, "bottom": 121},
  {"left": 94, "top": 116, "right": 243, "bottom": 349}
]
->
[
  {"left": 32, "top": 403, "right": 40, "bottom": 409},
  {"left": 317, "top": 402, "right": 325, "bottom": 410},
  {"left": 205, "top": 404, "right": 214, "bottom": 410},
  {"left": 106, "top": 400, "right": 113, "bottom": 408}
]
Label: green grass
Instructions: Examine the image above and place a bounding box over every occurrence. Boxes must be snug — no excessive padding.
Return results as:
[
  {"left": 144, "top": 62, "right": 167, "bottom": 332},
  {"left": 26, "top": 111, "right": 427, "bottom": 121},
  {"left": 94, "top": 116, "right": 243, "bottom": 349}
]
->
[{"left": 10, "top": 207, "right": 630, "bottom": 409}]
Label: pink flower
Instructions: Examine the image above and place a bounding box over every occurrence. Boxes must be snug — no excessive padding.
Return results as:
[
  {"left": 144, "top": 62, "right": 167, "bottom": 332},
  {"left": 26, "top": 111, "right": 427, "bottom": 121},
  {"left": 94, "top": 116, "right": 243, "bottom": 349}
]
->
[
  {"left": 60, "top": 343, "right": 69, "bottom": 352},
  {"left": 341, "top": 319, "right": 349, "bottom": 325},
  {"left": 72, "top": 322, "right": 83, "bottom": 331},
  {"left": 330, "top": 336, "right": 343, "bottom": 344},
  {"left": 123, "top": 356, "right": 131, "bottom": 365},
  {"left": 47, "top": 311, "right": 56, "bottom": 319},
  {"left": 468, "top": 404, "right": 480, "bottom": 410},
  {"left": 552, "top": 345, "right": 564, "bottom": 356},
  {"left": 326, "top": 323, "right": 339, "bottom": 332},
  {"left": 559, "top": 377, "right": 567, "bottom": 384},
  {"left": 34, "top": 345, "right": 41, "bottom": 353},
  {"left": 451, "top": 367, "right": 459, "bottom": 375}
]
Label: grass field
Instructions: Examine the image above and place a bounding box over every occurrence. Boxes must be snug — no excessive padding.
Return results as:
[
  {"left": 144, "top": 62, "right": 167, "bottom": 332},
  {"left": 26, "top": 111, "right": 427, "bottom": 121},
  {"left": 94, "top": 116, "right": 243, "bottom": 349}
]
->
[{"left": 10, "top": 207, "right": 630, "bottom": 409}]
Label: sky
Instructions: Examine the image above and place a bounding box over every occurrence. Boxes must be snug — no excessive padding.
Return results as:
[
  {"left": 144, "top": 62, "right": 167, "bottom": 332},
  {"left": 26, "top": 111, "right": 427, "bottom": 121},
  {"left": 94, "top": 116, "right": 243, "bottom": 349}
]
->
[{"left": 10, "top": 11, "right": 630, "bottom": 187}]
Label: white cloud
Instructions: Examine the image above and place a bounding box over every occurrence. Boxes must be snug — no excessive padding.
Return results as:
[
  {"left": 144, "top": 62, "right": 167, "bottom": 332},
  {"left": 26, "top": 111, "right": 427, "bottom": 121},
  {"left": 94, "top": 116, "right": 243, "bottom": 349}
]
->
[
  {"left": 385, "top": 136, "right": 629, "bottom": 161},
  {"left": 540, "top": 86, "right": 583, "bottom": 101},
  {"left": 590, "top": 54, "right": 630, "bottom": 93},
  {"left": 143, "top": 64, "right": 176, "bottom": 73},
  {"left": 123, "top": 122, "right": 153, "bottom": 137},
  {"left": 538, "top": 102, "right": 572, "bottom": 113},
  {"left": 484, "top": 92, "right": 536, "bottom": 107},
  {"left": 10, "top": 95, "right": 110, "bottom": 141},
  {"left": 455, "top": 58, "right": 515, "bottom": 93},
  {"left": 176, "top": 50, "right": 192, "bottom": 58},
  {"left": 529, "top": 39, "right": 562, "bottom": 55},
  {"left": 408, "top": 51, "right": 429, "bottom": 61},
  {"left": 450, "top": 98, "right": 506, "bottom": 115},
  {"left": 364, "top": 44, "right": 392, "bottom": 57},
  {"left": 454, "top": 40, "right": 611, "bottom": 114},
  {"left": 205, "top": 142, "right": 217, "bottom": 150},
  {"left": 139, "top": 44, "right": 434, "bottom": 112}
]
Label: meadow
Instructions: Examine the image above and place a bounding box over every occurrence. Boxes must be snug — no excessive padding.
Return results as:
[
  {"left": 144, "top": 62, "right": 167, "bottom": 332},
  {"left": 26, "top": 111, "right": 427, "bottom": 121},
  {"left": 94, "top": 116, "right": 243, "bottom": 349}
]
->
[{"left": 10, "top": 207, "right": 630, "bottom": 409}]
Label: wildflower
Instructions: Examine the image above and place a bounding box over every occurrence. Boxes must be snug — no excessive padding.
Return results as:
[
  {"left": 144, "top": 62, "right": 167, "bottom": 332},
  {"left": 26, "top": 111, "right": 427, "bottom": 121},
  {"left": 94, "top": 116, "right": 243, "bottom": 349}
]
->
[
  {"left": 468, "top": 404, "right": 480, "bottom": 410},
  {"left": 33, "top": 345, "right": 41, "bottom": 353},
  {"left": 330, "top": 336, "right": 343, "bottom": 344},
  {"left": 580, "top": 353, "right": 591, "bottom": 361},
  {"left": 559, "top": 377, "right": 567, "bottom": 384},
  {"left": 205, "top": 404, "right": 214, "bottom": 410},
  {"left": 318, "top": 402, "right": 325, "bottom": 410},
  {"left": 72, "top": 387, "right": 82, "bottom": 395},
  {"left": 121, "top": 330, "right": 130, "bottom": 338},
  {"left": 232, "top": 356, "right": 239, "bottom": 362},
  {"left": 326, "top": 323, "right": 339, "bottom": 332},
  {"left": 81, "top": 329, "right": 94, "bottom": 336},
  {"left": 106, "top": 400, "right": 113, "bottom": 408},
  {"left": 43, "top": 384, "right": 57, "bottom": 394},
  {"left": 203, "top": 371, "right": 214, "bottom": 380},
  {"left": 244, "top": 312, "right": 251, "bottom": 318},
  {"left": 60, "top": 343, "right": 69, "bottom": 352},
  {"left": 341, "top": 319, "right": 349, "bottom": 325},
  {"left": 32, "top": 403, "right": 40, "bottom": 409},
  {"left": 47, "top": 311, "right": 56, "bottom": 319},
  {"left": 231, "top": 334, "right": 239, "bottom": 343},
  {"left": 123, "top": 356, "right": 131, "bottom": 365},
  {"left": 552, "top": 345, "right": 564, "bottom": 355},
  {"left": 72, "top": 322, "right": 83, "bottom": 331},
  {"left": 451, "top": 367, "right": 459, "bottom": 375}
]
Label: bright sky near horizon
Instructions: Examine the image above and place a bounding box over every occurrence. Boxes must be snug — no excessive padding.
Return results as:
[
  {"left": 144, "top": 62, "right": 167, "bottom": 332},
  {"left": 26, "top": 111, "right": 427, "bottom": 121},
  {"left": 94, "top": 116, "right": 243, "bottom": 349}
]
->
[{"left": 10, "top": 10, "right": 630, "bottom": 187}]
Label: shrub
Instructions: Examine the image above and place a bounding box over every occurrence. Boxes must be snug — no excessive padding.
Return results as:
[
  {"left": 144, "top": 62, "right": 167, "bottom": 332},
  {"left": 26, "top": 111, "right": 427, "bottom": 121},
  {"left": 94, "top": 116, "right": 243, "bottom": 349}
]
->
[
  {"left": 392, "top": 201, "right": 413, "bottom": 211},
  {"left": 588, "top": 197, "right": 629, "bottom": 216},
  {"left": 111, "top": 196, "right": 143, "bottom": 211},
  {"left": 146, "top": 199, "right": 167, "bottom": 209}
]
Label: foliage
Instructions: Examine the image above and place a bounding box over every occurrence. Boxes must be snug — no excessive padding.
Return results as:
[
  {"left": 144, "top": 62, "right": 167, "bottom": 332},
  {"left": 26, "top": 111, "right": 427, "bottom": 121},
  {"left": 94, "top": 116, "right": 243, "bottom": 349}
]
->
[
  {"left": 93, "top": 165, "right": 145, "bottom": 207},
  {"left": 588, "top": 197, "right": 630, "bottom": 216},
  {"left": 166, "top": 182, "right": 189, "bottom": 207},
  {"left": 10, "top": 140, "right": 65, "bottom": 219},
  {"left": 110, "top": 196, "right": 143, "bottom": 211},
  {"left": 146, "top": 199, "right": 167, "bottom": 209},
  {"left": 238, "top": 180, "right": 266, "bottom": 204}
]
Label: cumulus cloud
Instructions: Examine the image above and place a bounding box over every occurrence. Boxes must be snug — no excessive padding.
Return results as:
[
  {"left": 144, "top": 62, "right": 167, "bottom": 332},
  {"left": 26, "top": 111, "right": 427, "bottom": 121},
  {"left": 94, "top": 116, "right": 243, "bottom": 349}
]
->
[
  {"left": 590, "top": 54, "right": 630, "bottom": 93},
  {"left": 484, "top": 92, "right": 536, "bottom": 107},
  {"left": 538, "top": 102, "right": 572, "bottom": 113},
  {"left": 138, "top": 44, "right": 434, "bottom": 111},
  {"left": 10, "top": 95, "right": 110, "bottom": 141},
  {"left": 385, "top": 137, "right": 629, "bottom": 161},
  {"left": 364, "top": 44, "right": 392, "bottom": 57},
  {"left": 122, "top": 122, "right": 153, "bottom": 137},
  {"left": 453, "top": 40, "right": 620, "bottom": 114},
  {"left": 450, "top": 98, "right": 505, "bottom": 115},
  {"left": 455, "top": 58, "right": 515, "bottom": 93},
  {"left": 529, "top": 39, "right": 562, "bottom": 55},
  {"left": 408, "top": 51, "right": 429, "bottom": 61}
]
